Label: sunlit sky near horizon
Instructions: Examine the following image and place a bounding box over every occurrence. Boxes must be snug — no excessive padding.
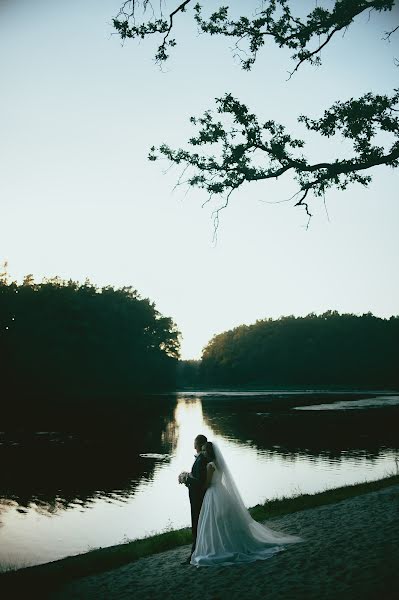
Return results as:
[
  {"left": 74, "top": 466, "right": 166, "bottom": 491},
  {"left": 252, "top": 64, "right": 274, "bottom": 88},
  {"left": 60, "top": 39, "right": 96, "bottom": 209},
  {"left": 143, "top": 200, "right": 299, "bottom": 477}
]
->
[{"left": 1, "top": 1, "right": 398, "bottom": 359}]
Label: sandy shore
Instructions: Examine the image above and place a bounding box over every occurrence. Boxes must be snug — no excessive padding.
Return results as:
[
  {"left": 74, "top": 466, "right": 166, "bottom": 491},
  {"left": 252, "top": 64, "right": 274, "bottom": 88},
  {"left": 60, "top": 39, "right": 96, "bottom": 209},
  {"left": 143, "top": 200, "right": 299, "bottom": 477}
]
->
[{"left": 50, "top": 484, "right": 399, "bottom": 600}]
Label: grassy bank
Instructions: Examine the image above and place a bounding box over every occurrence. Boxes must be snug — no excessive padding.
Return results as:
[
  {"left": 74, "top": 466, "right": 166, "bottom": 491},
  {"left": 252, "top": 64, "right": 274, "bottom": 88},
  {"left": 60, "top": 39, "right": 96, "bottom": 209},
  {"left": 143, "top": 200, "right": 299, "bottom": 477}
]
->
[{"left": 1, "top": 473, "right": 398, "bottom": 593}]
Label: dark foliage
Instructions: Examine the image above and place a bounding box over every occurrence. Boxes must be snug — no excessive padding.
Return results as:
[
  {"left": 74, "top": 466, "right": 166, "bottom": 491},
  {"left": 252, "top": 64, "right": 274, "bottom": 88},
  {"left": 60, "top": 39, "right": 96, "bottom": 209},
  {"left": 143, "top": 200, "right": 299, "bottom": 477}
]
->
[
  {"left": 200, "top": 311, "right": 399, "bottom": 386},
  {"left": 176, "top": 359, "right": 201, "bottom": 388},
  {"left": 113, "top": 1, "right": 399, "bottom": 225},
  {"left": 0, "top": 270, "right": 180, "bottom": 400}
]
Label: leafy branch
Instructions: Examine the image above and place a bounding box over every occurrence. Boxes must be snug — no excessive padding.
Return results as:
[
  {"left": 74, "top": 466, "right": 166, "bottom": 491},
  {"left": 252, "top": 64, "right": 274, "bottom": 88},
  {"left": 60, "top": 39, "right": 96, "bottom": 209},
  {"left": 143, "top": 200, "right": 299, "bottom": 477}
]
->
[
  {"left": 114, "top": 1, "right": 397, "bottom": 71},
  {"left": 113, "top": 1, "right": 399, "bottom": 228},
  {"left": 113, "top": 0, "right": 191, "bottom": 62},
  {"left": 149, "top": 90, "right": 399, "bottom": 225}
]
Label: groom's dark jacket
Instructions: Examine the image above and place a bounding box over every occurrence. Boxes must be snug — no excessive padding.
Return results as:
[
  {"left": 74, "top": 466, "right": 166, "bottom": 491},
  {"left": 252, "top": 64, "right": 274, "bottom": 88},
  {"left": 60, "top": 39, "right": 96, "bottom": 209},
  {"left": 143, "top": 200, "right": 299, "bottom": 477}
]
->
[
  {"left": 186, "top": 452, "right": 208, "bottom": 554},
  {"left": 186, "top": 452, "right": 208, "bottom": 498}
]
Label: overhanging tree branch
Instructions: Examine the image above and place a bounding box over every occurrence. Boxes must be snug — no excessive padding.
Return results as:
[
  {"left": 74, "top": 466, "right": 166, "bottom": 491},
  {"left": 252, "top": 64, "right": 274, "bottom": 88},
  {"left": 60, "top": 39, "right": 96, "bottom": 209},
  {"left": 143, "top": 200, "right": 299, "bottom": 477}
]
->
[
  {"left": 113, "top": 0, "right": 193, "bottom": 62},
  {"left": 148, "top": 90, "right": 399, "bottom": 220},
  {"left": 114, "top": 1, "right": 397, "bottom": 71},
  {"left": 113, "top": 1, "right": 399, "bottom": 226}
]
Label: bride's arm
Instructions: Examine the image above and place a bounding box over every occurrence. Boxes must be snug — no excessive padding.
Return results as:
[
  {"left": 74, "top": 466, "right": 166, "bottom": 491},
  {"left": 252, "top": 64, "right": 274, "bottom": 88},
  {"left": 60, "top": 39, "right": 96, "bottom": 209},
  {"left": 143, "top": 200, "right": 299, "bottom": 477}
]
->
[{"left": 205, "top": 462, "right": 215, "bottom": 489}]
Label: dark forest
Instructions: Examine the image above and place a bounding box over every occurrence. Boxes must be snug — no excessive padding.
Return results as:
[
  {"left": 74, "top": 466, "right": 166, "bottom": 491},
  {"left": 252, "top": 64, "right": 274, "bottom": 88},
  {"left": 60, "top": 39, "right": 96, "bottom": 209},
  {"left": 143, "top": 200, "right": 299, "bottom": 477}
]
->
[
  {"left": 0, "top": 275, "right": 180, "bottom": 403},
  {"left": 198, "top": 312, "right": 399, "bottom": 388}
]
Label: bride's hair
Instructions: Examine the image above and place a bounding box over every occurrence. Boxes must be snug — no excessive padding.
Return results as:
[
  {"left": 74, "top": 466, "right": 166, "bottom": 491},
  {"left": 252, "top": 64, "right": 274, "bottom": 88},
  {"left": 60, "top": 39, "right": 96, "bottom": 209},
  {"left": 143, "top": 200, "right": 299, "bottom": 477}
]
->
[{"left": 203, "top": 441, "right": 215, "bottom": 461}]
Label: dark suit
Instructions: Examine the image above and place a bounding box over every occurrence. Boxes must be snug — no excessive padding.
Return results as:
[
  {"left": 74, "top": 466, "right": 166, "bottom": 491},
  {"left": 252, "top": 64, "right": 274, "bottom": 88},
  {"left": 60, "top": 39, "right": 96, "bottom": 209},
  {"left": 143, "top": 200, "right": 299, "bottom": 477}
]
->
[{"left": 186, "top": 452, "right": 208, "bottom": 555}]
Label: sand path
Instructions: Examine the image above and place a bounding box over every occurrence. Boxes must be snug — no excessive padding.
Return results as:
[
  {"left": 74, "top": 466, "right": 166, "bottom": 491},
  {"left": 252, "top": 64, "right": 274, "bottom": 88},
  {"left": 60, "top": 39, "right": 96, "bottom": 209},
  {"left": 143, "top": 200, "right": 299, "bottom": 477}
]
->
[{"left": 51, "top": 484, "right": 399, "bottom": 600}]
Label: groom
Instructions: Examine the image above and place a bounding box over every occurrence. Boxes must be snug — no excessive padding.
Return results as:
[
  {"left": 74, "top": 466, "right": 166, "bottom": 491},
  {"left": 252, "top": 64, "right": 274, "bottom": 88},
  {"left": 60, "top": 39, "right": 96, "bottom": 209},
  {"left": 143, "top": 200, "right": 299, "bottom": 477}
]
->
[{"left": 179, "top": 434, "right": 208, "bottom": 564}]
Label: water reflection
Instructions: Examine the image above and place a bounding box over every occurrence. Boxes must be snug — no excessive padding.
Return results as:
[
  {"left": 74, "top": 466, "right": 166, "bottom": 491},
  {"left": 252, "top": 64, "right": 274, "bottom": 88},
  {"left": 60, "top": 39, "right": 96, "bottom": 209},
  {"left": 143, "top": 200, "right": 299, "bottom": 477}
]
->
[
  {"left": 200, "top": 393, "right": 399, "bottom": 459},
  {"left": 0, "top": 391, "right": 398, "bottom": 570},
  {"left": 294, "top": 395, "right": 399, "bottom": 411},
  {"left": 0, "top": 396, "right": 178, "bottom": 517}
]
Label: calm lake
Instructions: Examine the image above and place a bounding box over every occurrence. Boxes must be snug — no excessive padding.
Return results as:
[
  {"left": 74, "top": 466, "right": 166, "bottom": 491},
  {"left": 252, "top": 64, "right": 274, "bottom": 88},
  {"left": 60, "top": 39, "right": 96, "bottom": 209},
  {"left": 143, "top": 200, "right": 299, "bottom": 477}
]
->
[{"left": 1, "top": 390, "right": 398, "bottom": 570}]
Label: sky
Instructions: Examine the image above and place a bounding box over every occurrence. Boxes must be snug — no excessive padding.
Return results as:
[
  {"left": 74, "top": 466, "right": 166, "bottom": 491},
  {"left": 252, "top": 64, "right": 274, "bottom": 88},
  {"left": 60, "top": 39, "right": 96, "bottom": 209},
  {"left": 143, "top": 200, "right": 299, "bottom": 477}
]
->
[{"left": 1, "top": 1, "right": 398, "bottom": 359}]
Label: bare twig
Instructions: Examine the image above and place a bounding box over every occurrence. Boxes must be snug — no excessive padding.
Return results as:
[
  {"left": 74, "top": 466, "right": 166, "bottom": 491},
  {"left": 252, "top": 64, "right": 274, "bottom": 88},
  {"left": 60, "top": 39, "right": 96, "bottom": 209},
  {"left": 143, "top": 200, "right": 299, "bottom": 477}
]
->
[
  {"left": 383, "top": 24, "right": 399, "bottom": 41},
  {"left": 161, "top": 0, "right": 192, "bottom": 48},
  {"left": 288, "top": 27, "right": 340, "bottom": 79}
]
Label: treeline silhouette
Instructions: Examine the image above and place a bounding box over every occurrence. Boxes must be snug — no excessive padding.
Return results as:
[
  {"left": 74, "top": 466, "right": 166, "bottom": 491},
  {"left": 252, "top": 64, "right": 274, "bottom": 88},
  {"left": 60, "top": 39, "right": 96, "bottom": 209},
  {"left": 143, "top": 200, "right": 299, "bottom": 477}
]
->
[
  {"left": 0, "top": 274, "right": 180, "bottom": 403},
  {"left": 199, "top": 312, "right": 399, "bottom": 387}
]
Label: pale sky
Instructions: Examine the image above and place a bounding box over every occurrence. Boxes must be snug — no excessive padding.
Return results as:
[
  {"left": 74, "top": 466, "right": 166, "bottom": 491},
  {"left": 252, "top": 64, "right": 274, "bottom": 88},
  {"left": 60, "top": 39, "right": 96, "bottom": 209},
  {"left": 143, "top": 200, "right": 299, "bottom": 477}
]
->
[{"left": 1, "top": 1, "right": 398, "bottom": 359}]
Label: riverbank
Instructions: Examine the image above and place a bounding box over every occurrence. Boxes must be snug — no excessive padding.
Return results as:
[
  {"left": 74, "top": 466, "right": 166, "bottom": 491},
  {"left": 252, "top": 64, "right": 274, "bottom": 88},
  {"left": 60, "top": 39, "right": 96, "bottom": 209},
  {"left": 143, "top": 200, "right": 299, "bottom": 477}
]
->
[{"left": 1, "top": 474, "right": 398, "bottom": 598}]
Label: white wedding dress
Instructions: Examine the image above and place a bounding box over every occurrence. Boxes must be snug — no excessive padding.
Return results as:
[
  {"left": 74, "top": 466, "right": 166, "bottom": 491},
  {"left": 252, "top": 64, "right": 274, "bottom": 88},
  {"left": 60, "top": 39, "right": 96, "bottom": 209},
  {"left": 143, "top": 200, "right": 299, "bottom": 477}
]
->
[{"left": 190, "top": 443, "right": 302, "bottom": 567}]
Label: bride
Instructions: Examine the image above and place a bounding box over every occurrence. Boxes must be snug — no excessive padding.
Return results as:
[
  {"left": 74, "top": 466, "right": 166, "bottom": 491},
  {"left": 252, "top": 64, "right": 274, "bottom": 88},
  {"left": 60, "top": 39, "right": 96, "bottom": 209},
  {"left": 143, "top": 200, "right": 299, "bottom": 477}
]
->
[{"left": 190, "top": 441, "right": 302, "bottom": 567}]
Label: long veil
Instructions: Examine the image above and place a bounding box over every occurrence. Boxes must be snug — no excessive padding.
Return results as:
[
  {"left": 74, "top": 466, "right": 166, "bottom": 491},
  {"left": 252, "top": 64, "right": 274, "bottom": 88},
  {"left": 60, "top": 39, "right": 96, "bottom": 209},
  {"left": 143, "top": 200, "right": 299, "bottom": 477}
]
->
[{"left": 212, "top": 442, "right": 302, "bottom": 545}]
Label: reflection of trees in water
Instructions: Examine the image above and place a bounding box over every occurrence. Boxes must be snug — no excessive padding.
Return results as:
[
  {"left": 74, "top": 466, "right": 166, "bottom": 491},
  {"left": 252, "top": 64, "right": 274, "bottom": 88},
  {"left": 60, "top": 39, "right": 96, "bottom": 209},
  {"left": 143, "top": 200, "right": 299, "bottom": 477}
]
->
[
  {"left": 161, "top": 412, "right": 179, "bottom": 449},
  {"left": 201, "top": 395, "right": 399, "bottom": 460},
  {"left": 0, "top": 396, "right": 178, "bottom": 516}
]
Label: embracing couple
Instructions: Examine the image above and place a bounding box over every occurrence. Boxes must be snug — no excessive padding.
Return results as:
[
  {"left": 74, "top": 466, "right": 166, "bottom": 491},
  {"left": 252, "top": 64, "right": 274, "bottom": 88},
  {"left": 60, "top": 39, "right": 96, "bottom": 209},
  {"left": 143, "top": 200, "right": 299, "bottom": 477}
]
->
[{"left": 179, "top": 434, "right": 302, "bottom": 567}]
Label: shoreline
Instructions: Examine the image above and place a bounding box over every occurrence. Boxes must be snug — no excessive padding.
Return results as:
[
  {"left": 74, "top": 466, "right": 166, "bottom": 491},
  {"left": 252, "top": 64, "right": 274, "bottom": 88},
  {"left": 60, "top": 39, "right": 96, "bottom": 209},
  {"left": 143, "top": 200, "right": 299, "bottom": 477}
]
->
[
  {"left": 50, "top": 478, "right": 399, "bottom": 600},
  {"left": 1, "top": 473, "right": 398, "bottom": 595},
  {"left": 175, "top": 386, "right": 399, "bottom": 392}
]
